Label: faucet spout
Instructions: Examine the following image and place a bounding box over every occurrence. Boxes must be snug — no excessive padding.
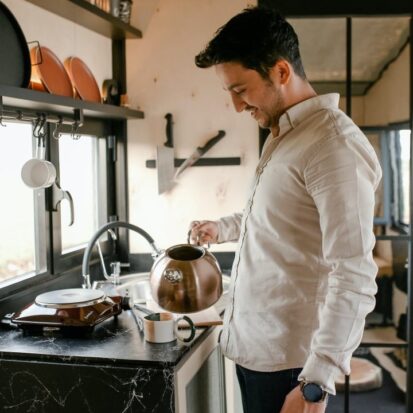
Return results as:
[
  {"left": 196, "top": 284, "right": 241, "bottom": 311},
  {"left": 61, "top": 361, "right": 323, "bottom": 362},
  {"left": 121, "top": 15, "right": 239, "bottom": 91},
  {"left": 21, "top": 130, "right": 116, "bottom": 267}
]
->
[{"left": 82, "top": 221, "right": 161, "bottom": 289}]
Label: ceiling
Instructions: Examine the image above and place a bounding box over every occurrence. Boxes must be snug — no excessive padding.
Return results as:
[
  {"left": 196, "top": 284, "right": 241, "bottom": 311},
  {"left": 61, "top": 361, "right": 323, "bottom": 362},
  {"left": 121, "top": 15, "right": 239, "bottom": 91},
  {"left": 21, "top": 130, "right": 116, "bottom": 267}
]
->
[{"left": 288, "top": 17, "right": 410, "bottom": 95}]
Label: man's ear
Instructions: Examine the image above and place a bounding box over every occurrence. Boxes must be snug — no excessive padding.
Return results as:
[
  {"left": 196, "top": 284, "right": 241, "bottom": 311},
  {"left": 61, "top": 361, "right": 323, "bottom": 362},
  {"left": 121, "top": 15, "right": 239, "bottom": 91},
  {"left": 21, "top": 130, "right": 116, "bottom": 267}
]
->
[{"left": 270, "top": 60, "right": 291, "bottom": 85}]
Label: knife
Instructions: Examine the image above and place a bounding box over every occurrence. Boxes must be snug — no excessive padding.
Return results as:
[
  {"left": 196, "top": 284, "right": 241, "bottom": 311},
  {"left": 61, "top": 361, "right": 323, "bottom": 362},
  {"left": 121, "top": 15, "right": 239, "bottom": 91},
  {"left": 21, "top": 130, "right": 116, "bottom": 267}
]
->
[
  {"left": 157, "top": 113, "right": 175, "bottom": 194},
  {"left": 174, "top": 130, "right": 226, "bottom": 179}
]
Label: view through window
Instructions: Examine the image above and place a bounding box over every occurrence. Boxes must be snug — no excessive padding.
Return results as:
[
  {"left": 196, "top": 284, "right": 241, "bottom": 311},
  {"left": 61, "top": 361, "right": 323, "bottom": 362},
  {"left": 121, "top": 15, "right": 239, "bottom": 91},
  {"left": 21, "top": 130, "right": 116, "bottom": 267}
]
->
[
  {"left": 0, "top": 121, "right": 45, "bottom": 284},
  {"left": 59, "top": 134, "right": 107, "bottom": 253},
  {"left": 399, "top": 129, "right": 411, "bottom": 225}
]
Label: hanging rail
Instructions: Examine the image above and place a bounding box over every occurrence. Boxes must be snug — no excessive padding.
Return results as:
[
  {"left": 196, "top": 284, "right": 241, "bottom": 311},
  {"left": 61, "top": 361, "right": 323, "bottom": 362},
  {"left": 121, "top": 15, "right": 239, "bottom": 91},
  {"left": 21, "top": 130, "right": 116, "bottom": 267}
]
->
[{"left": 0, "top": 96, "right": 84, "bottom": 139}]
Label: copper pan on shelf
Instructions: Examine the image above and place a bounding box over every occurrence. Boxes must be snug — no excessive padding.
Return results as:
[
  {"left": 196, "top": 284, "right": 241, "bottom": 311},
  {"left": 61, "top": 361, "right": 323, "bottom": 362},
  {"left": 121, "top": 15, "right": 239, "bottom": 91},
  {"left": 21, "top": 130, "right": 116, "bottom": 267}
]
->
[
  {"left": 64, "top": 56, "right": 101, "bottom": 103},
  {"left": 29, "top": 46, "right": 74, "bottom": 97}
]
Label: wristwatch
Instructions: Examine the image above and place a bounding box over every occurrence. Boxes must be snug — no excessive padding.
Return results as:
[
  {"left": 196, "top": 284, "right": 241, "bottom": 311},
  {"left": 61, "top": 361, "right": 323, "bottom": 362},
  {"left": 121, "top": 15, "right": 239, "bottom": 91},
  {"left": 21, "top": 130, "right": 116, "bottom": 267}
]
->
[{"left": 300, "top": 381, "right": 328, "bottom": 403}]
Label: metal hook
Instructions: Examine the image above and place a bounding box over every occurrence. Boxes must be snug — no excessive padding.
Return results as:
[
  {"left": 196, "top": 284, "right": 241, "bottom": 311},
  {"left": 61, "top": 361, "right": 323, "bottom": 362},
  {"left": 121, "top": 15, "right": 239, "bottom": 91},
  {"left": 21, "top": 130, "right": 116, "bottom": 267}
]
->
[
  {"left": 71, "top": 122, "right": 81, "bottom": 140},
  {"left": 32, "top": 117, "right": 41, "bottom": 137},
  {"left": 53, "top": 117, "right": 63, "bottom": 140},
  {"left": 33, "top": 115, "right": 46, "bottom": 139},
  {"left": 39, "top": 117, "right": 47, "bottom": 139}
]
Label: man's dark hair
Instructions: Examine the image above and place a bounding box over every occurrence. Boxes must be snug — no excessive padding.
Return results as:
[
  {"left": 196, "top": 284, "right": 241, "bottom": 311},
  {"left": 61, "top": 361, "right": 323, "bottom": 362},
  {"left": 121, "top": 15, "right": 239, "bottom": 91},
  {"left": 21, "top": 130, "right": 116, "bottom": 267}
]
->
[{"left": 195, "top": 7, "right": 306, "bottom": 80}]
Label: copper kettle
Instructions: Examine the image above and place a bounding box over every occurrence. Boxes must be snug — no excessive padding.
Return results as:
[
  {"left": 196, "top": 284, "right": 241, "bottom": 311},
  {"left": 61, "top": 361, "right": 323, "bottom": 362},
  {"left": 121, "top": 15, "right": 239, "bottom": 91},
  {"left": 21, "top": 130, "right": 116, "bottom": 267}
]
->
[
  {"left": 81, "top": 221, "right": 223, "bottom": 314},
  {"left": 150, "top": 232, "right": 223, "bottom": 313}
]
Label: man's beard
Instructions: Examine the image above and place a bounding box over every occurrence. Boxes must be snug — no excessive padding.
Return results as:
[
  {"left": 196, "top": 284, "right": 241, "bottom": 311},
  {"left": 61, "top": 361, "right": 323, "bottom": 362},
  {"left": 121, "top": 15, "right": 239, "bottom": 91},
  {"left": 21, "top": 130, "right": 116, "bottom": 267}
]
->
[{"left": 257, "top": 93, "right": 285, "bottom": 130}]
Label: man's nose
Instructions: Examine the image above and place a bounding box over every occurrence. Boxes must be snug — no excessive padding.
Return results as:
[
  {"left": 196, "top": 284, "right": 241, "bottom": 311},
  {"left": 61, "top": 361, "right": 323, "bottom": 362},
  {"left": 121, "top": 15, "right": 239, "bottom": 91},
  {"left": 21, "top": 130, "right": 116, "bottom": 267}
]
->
[{"left": 230, "top": 92, "right": 247, "bottom": 113}]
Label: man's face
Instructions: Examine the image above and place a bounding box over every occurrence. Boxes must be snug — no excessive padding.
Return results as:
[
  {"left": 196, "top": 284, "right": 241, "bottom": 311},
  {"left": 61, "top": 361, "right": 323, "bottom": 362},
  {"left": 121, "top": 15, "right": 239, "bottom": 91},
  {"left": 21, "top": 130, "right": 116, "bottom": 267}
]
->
[{"left": 215, "top": 62, "right": 285, "bottom": 131}]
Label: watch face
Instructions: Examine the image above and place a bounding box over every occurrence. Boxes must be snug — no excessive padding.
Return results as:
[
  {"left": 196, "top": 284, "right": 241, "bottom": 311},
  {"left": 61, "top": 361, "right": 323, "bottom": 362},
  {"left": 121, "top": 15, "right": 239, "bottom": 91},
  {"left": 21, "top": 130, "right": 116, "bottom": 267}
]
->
[{"left": 302, "top": 383, "right": 324, "bottom": 402}]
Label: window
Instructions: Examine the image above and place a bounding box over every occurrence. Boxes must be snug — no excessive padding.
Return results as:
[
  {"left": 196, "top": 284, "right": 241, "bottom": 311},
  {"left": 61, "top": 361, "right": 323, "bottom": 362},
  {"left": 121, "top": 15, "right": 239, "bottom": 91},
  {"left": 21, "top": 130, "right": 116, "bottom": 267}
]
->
[
  {"left": 58, "top": 133, "right": 108, "bottom": 253},
  {"left": 0, "top": 121, "right": 46, "bottom": 285},
  {"left": 366, "top": 126, "right": 411, "bottom": 230},
  {"left": 0, "top": 116, "right": 114, "bottom": 293},
  {"left": 395, "top": 129, "right": 411, "bottom": 226}
]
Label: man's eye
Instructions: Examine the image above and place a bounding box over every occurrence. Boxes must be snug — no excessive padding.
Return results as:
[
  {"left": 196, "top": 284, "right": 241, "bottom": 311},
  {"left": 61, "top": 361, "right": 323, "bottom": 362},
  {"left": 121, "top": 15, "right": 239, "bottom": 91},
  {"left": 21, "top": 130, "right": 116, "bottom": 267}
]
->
[{"left": 234, "top": 89, "right": 245, "bottom": 95}]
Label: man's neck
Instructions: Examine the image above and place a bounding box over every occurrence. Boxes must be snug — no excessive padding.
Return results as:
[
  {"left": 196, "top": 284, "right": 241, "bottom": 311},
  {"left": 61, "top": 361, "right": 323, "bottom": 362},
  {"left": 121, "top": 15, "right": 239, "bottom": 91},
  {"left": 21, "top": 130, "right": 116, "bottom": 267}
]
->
[
  {"left": 284, "top": 80, "right": 317, "bottom": 112},
  {"left": 271, "top": 81, "right": 317, "bottom": 137}
]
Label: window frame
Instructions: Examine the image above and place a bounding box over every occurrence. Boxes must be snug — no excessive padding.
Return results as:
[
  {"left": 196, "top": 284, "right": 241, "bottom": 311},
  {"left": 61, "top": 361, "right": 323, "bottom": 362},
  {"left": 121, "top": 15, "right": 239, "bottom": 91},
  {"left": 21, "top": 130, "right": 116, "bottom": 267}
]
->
[
  {"left": 0, "top": 116, "right": 118, "bottom": 298},
  {"left": 389, "top": 123, "right": 411, "bottom": 230}
]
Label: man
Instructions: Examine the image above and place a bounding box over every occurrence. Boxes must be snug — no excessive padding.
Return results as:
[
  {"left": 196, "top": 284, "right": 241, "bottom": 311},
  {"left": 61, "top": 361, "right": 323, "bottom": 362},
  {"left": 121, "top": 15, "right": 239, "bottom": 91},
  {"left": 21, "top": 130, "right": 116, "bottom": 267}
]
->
[{"left": 189, "top": 6, "right": 382, "bottom": 413}]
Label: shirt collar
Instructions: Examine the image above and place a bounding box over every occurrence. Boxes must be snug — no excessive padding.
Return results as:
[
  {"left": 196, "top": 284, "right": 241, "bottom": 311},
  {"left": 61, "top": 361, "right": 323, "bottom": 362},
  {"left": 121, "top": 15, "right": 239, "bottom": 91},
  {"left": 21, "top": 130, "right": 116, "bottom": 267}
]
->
[{"left": 278, "top": 93, "right": 340, "bottom": 136}]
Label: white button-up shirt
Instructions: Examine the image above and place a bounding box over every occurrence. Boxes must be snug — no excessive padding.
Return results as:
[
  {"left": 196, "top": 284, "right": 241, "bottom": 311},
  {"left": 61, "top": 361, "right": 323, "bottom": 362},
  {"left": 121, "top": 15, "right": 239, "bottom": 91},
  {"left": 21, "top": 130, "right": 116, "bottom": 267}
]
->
[{"left": 217, "top": 93, "right": 382, "bottom": 394}]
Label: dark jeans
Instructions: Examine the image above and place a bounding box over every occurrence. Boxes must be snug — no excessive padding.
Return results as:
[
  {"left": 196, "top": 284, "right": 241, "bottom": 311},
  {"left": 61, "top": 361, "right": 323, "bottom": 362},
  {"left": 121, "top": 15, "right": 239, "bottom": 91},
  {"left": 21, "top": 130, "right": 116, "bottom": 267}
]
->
[{"left": 236, "top": 364, "right": 302, "bottom": 413}]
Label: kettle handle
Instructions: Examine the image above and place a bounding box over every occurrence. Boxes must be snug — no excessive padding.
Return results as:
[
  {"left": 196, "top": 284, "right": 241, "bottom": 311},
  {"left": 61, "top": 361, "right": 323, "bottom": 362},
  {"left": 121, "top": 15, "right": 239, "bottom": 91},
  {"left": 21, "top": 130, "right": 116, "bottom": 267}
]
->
[{"left": 186, "top": 229, "right": 210, "bottom": 249}]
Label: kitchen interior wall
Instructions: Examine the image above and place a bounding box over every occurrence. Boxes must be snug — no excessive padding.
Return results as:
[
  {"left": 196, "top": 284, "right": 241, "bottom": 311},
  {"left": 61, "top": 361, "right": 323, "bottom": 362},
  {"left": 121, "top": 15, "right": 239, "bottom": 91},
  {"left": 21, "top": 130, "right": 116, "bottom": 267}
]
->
[
  {"left": 2, "top": 0, "right": 112, "bottom": 94},
  {"left": 126, "top": 0, "right": 257, "bottom": 254},
  {"left": 364, "top": 45, "right": 410, "bottom": 125}
]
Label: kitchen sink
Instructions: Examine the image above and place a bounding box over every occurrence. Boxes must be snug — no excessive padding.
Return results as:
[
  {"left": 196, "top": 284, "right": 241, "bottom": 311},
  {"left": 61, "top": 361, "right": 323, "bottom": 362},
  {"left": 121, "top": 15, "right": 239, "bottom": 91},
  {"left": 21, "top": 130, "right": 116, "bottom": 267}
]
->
[{"left": 93, "top": 272, "right": 231, "bottom": 313}]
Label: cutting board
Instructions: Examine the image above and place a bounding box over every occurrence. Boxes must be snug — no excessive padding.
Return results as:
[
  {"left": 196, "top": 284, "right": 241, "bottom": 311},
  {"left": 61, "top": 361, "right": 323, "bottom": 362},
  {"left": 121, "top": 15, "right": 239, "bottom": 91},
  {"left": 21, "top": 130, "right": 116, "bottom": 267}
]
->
[{"left": 146, "top": 299, "right": 223, "bottom": 327}]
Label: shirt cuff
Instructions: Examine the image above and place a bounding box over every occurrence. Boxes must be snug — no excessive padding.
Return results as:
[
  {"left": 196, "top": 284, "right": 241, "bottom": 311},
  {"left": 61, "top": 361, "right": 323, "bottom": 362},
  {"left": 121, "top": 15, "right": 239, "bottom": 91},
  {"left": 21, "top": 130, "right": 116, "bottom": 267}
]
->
[
  {"left": 216, "top": 215, "right": 241, "bottom": 243},
  {"left": 298, "top": 353, "right": 343, "bottom": 395}
]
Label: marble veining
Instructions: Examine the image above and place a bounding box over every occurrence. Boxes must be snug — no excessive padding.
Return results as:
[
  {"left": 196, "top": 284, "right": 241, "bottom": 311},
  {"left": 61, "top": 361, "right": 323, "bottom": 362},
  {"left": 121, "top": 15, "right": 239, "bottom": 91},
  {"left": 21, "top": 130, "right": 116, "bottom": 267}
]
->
[
  {"left": 0, "top": 310, "right": 211, "bottom": 412},
  {"left": 0, "top": 310, "right": 204, "bottom": 366},
  {"left": 0, "top": 359, "right": 175, "bottom": 412}
]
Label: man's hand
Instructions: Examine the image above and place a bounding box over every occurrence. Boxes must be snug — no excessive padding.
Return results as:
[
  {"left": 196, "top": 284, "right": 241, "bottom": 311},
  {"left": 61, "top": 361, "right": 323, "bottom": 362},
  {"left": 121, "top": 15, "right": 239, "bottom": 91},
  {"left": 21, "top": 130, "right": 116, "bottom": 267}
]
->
[
  {"left": 189, "top": 220, "right": 219, "bottom": 244},
  {"left": 280, "top": 385, "right": 327, "bottom": 413}
]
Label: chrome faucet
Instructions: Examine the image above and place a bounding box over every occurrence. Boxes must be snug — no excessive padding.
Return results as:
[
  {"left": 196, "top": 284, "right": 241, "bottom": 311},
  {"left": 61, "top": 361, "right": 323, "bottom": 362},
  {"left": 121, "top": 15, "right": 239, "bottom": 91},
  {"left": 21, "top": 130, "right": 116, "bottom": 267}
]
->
[
  {"left": 82, "top": 221, "right": 163, "bottom": 289},
  {"left": 96, "top": 225, "right": 118, "bottom": 280}
]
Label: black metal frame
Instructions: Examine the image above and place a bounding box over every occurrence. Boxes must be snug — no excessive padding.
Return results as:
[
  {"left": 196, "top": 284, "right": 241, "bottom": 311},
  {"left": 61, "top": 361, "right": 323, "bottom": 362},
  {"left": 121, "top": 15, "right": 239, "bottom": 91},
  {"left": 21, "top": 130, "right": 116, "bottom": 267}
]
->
[
  {"left": 258, "top": 1, "right": 413, "bottom": 412},
  {"left": 25, "top": 0, "right": 142, "bottom": 39},
  {"left": 258, "top": 0, "right": 412, "bottom": 17},
  {"left": 407, "top": 16, "right": 413, "bottom": 413}
]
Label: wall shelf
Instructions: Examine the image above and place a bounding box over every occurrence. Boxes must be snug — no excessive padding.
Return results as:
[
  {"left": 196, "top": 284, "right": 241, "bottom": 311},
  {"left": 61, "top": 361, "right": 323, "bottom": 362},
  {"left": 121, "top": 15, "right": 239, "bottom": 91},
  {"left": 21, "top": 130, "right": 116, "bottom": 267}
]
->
[
  {"left": 25, "top": 0, "right": 142, "bottom": 39},
  {"left": 0, "top": 85, "right": 144, "bottom": 120}
]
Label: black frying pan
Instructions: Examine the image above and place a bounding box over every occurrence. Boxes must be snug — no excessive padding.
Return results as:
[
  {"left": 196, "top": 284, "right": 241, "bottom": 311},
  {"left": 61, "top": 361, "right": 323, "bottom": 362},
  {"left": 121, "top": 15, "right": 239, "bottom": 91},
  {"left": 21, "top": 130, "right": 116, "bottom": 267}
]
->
[{"left": 0, "top": 1, "right": 31, "bottom": 87}]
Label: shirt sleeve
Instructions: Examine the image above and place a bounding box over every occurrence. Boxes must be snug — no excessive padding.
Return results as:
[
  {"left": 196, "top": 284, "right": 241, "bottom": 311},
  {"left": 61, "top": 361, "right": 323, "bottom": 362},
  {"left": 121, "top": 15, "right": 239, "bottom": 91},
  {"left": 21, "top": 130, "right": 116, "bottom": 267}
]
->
[
  {"left": 216, "top": 213, "right": 243, "bottom": 243},
  {"left": 298, "top": 132, "right": 382, "bottom": 395}
]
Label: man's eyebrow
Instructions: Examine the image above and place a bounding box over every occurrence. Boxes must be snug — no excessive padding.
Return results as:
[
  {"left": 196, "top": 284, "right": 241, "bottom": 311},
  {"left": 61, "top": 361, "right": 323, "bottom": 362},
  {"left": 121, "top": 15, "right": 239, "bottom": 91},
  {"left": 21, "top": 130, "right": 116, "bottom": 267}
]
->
[{"left": 224, "top": 83, "right": 245, "bottom": 92}]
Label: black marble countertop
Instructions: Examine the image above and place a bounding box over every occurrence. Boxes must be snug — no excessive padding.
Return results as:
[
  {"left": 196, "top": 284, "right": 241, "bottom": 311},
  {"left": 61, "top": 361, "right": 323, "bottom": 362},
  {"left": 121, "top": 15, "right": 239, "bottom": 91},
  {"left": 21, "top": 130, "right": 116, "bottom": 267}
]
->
[{"left": 0, "top": 309, "right": 212, "bottom": 369}]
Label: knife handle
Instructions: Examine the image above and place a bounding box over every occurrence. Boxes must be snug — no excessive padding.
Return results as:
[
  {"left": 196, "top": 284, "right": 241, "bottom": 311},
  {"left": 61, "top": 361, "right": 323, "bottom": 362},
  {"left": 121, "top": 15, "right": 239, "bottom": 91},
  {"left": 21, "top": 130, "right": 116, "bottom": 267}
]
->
[
  {"left": 199, "top": 130, "right": 226, "bottom": 155},
  {"left": 165, "top": 113, "right": 174, "bottom": 148}
]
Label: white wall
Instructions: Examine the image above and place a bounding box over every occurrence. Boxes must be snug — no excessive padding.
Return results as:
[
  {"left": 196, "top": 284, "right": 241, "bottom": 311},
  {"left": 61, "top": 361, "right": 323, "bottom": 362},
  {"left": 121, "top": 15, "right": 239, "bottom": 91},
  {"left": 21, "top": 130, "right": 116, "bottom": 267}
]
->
[
  {"left": 2, "top": 0, "right": 112, "bottom": 93},
  {"left": 126, "top": 0, "right": 257, "bottom": 253},
  {"left": 364, "top": 45, "right": 410, "bottom": 126}
]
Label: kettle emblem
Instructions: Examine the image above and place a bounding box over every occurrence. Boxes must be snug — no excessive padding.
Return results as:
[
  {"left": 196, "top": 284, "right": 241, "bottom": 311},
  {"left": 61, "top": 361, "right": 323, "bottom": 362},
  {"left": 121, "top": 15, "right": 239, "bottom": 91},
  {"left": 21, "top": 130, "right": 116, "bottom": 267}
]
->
[{"left": 163, "top": 268, "right": 183, "bottom": 284}]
